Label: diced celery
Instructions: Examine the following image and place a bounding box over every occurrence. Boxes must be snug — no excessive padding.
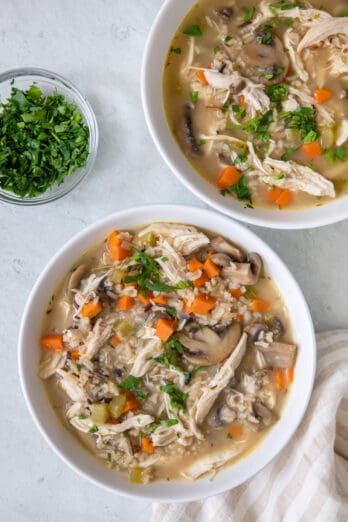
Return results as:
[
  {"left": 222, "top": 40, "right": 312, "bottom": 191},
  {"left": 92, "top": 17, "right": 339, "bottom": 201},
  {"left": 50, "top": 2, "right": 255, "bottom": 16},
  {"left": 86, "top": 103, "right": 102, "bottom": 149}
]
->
[
  {"left": 90, "top": 403, "right": 109, "bottom": 424},
  {"left": 321, "top": 127, "right": 335, "bottom": 149},
  {"left": 111, "top": 269, "right": 124, "bottom": 284},
  {"left": 142, "top": 231, "right": 156, "bottom": 247},
  {"left": 116, "top": 319, "right": 134, "bottom": 336},
  {"left": 129, "top": 467, "right": 144, "bottom": 484},
  {"left": 109, "top": 395, "right": 127, "bottom": 418},
  {"left": 245, "top": 287, "right": 258, "bottom": 298},
  {"left": 285, "top": 128, "right": 301, "bottom": 142}
]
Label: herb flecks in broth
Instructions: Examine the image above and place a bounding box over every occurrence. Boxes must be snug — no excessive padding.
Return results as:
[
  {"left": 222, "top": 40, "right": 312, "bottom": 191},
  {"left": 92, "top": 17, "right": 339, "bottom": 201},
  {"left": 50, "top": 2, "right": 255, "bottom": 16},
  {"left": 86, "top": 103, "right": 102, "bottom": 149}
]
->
[
  {"left": 40, "top": 223, "right": 296, "bottom": 484},
  {"left": 163, "top": 0, "right": 348, "bottom": 210}
]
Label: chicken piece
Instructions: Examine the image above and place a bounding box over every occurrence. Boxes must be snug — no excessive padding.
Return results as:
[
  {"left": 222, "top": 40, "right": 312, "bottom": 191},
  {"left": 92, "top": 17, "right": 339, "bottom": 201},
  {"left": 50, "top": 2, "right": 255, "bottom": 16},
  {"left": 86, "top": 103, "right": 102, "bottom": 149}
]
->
[
  {"left": 82, "top": 317, "right": 115, "bottom": 360},
  {"left": 283, "top": 29, "right": 308, "bottom": 82},
  {"left": 151, "top": 426, "right": 178, "bottom": 447},
  {"left": 130, "top": 339, "right": 161, "bottom": 377},
  {"left": 56, "top": 370, "right": 87, "bottom": 402},
  {"left": 298, "top": 17, "right": 348, "bottom": 53},
  {"left": 139, "top": 223, "right": 210, "bottom": 256},
  {"left": 70, "top": 414, "right": 154, "bottom": 435},
  {"left": 336, "top": 119, "right": 348, "bottom": 146},
  {"left": 39, "top": 352, "right": 67, "bottom": 379},
  {"left": 181, "top": 448, "right": 243, "bottom": 480},
  {"left": 192, "top": 333, "right": 247, "bottom": 425}
]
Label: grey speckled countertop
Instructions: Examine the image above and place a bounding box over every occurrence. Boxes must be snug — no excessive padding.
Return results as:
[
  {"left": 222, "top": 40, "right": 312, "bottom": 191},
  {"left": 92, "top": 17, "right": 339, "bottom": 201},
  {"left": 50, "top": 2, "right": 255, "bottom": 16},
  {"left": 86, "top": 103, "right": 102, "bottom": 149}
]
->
[{"left": 0, "top": 1, "right": 347, "bottom": 520}]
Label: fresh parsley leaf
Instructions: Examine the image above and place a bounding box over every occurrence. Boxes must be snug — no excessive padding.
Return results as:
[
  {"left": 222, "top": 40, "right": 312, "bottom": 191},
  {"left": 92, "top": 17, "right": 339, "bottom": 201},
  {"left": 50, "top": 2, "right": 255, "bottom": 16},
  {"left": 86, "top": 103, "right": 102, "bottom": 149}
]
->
[
  {"left": 280, "top": 147, "right": 299, "bottom": 160},
  {"left": 192, "top": 365, "right": 208, "bottom": 375},
  {"left": 78, "top": 414, "right": 87, "bottom": 419},
  {"left": 279, "top": 106, "right": 319, "bottom": 141},
  {"left": 89, "top": 424, "right": 99, "bottom": 434},
  {"left": 220, "top": 174, "right": 252, "bottom": 204},
  {"left": 161, "top": 256, "right": 168, "bottom": 262},
  {"left": 151, "top": 423, "right": 159, "bottom": 432},
  {"left": 224, "top": 35, "right": 233, "bottom": 43},
  {"left": 107, "top": 452, "right": 112, "bottom": 462},
  {"left": 324, "top": 146, "right": 348, "bottom": 165},
  {"left": 166, "top": 307, "right": 177, "bottom": 318},
  {"left": 256, "top": 24, "right": 274, "bottom": 45},
  {"left": 274, "top": 172, "right": 285, "bottom": 180},
  {"left": 190, "top": 91, "right": 199, "bottom": 104},
  {"left": 119, "top": 375, "right": 148, "bottom": 399},
  {"left": 176, "top": 280, "right": 194, "bottom": 289},
  {"left": 171, "top": 47, "right": 182, "bottom": 54},
  {"left": 183, "top": 25, "right": 202, "bottom": 36},
  {"left": 226, "top": 432, "right": 233, "bottom": 439},
  {"left": 233, "top": 153, "right": 248, "bottom": 165},
  {"left": 232, "top": 104, "right": 246, "bottom": 119},
  {"left": 241, "top": 109, "right": 273, "bottom": 142},
  {"left": 271, "top": 1, "right": 302, "bottom": 10},
  {"left": 160, "top": 382, "right": 188, "bottom": 411},
  {"left": 161, "top": 418, "right": 179, "bottom": 427},
  {"left": 242, "top": 6, "right": 255, "bottom": 22},
  {"left": 165, "top": 337, "right": 185, "bottom": 354},
  {"left": 265, "top": 84, "right": 289, "bottom": 102}
]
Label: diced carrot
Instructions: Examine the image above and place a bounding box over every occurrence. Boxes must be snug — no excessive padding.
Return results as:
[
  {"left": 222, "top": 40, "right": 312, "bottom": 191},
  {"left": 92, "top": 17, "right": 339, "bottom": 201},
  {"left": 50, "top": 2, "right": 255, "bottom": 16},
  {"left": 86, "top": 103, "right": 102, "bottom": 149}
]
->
[
  {"left": 137, "top": 291, "right": 153, "bottom": 306},
  {"left": 152, "top": 295, "right": 168, "bottom": 305},
  {"left": 110, "top": 335, "right": 121, "bottom": 347},
  {"left": 314, "top": 88, "right": 332, "bottom": 104},
  {"left": 188, "top": 257, "right": 204, "bottom": 272},
  {"left": 205, "top": 250, "right": 215, "bottom": 259},
  {"left": 250, "top": 299, "right": 271, "bottom": 312},
  {"left": 203, "top": 258, "right": 220, "bottom": 278},
  {"left": 141, "top": 436, "right": 155, "bottom": 454},
  {"left": 286, "top": 65, "right": 294, "bottom": 77},
  {"left": 81, "top": 299, "right": 103, "bottom": 319},
  {"left": 117, "top": 295, "right": 135, "bottom": 311},
  {"left": 301, "top": 141, "right": 322, "bottom": 158},
  {"left": 193, "top": 271, "right": 209, "bottom": 288},
  {"left": 275, "top": 189, "right": 292, "bottom": 208},
  {"left": 187, "top": 294, "right": 216, "bottom": 315},
  {"left": 235, "top": 314, "right": 244, "bottom": 323},
  {"left": 196, "top": 70, "right": 208, "bottom": 86},
  {"left": 285, "top": 367, "right": 294, "bottom": 383},
  {"left": 217, "top": 166, "right": 241, "bottom": 189},
  {"left": 40, "top": 334, "right": 64, "bottom": 352},
  {"left": 122, "top": 392, "right": 139, "bottom": 414},
  {"left": 275, "top": 369, "right": 286, "bottom": 391},
  {"left": 239, "top": 94, "right": 245, "bottom": 107},
  {"left": 155, "top": 318, "right": 175, "bottom": 342},
  {"left": 107, "top": 417, "right": 120, "bottom": 424},
  {"left": 107, "top": 230, "right": 131, "bottom": 261},
  {"left": 263, "top": 186, "right": 283, "bottom": 203},
  {"left": 69, "top": 349, "right": 80, "bottom": 361},
  {"left": 229, "top": 425, "right": 244, "bottom": 437},
  {"left": 230, "top": 288, "right": 243, "bottom": 298}
]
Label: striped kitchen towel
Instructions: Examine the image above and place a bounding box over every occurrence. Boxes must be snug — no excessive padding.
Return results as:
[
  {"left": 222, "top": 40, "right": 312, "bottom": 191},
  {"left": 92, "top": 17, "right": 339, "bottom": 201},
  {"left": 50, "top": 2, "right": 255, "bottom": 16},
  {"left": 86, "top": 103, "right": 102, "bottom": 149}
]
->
[{"left": 152, "top": 330, "right": 348, "bottom": 522}]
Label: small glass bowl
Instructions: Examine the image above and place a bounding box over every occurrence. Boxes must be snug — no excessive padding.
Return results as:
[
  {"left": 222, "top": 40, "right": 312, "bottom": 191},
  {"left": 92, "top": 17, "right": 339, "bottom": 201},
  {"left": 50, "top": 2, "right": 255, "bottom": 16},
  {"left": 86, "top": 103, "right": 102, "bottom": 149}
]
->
[{"left": 0, "top": 68, "right": 99, "bottom": 205}]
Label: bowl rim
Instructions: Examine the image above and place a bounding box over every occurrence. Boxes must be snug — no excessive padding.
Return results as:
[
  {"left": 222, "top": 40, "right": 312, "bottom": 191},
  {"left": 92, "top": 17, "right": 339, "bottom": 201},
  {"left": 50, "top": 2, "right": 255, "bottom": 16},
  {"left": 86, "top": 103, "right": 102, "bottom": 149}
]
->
[
  {"left": 0, "top": 67, "right": 99, "bottom": 206},
  {"left": 18, "top": 204, "right": 316, "bottom": 502},
  {"left": 141, "top": 0, "right": 348, "bottom": 230}
]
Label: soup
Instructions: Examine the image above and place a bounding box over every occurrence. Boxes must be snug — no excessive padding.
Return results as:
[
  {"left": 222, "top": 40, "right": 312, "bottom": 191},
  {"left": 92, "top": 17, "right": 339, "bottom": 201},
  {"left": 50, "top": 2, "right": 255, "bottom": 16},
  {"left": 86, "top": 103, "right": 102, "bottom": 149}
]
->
[
  {"left": 40, "top": 223, "right": 296, "bottom": 483},
  {"left": 163, "top": 0, "right": 348, "bottom": 210}
]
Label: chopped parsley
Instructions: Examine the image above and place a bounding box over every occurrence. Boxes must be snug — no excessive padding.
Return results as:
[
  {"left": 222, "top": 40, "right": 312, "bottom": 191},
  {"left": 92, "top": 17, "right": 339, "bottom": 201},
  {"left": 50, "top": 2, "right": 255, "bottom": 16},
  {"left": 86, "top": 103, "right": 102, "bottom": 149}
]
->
[
  {"left": 264, "top": 66, "right": 284, "bottom": 80},
  {"left": 107, "top": 452, "right": 112, "bottom": 462},
  {"left": 232, "top": 104, "right": 246, "bottom": 119},
  {"left": 89, "top": 424, "right": 99, "bottom": 434},
  {"left": 270, "top": 1, "right": 302, "bottom": 9},
  {"left": 190, "top": 91, "right": 199, "bottom": 104},
  {"left": 183, "top": 25, "right": 202, "bottom": 37},
  {"left": 78, "top": 414, "right": 87, "bottom": 420},
  {"left": 119, "top": 375, "right": 148, "bottom": 399},
  {"left": 161, "top": 418, "right": 179, "bottom": 427},
  {"left": 324, "top": 146, "right": 348, "bottom": 165},
  {"left": 151, "top": 423, "right": 159, "bottom": 432},
  {"left": 242, "top": 109, "right": 273, "bottom": 142},
  {"left": 279, "top": 106, "right": 319, "bottom": 142},
  {"left": 0, "top": 84, "right": 90, "bottom": 197},
  {"left": 256, "top": 24, "right": 274, "bottom": 45},
  {"left": 224, "top": 35, "right": 233, "bottom": 43},
  {"left": 281, "top": 147, "right": 299, "bottom": 160},
  {"left": 220, "top": 174, "right": 252, "bottom": 205},
  {"left": 274, "top": 172, "right": 285, "bottom": 180},
  {"left": 233, "top": 153, "right": 248, "bottom": 165},
  {"left": 265, "top": 84, "right": 289, "bottom": 102},
  {"left": 242, "top": 6, "right": 256, "bottom": 22},
  {"left": 226, "top": 432, "right": 233, "bottom": 439},
  {"left": 170, "top": 47, "right": 182, "bottom": 54},
  {"left": 160, "top": 382, "right": 188, "bottom": 411}
]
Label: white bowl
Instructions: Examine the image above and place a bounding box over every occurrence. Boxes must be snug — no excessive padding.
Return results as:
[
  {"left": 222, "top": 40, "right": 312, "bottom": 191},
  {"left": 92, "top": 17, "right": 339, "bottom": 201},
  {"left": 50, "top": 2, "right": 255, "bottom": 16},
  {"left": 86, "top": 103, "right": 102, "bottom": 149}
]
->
[
  {"left": 141, "top": 0, "right": 348, "bottom": 229},
  {"left": 18, "top": 205, "right": 316, "bottom": 501}
]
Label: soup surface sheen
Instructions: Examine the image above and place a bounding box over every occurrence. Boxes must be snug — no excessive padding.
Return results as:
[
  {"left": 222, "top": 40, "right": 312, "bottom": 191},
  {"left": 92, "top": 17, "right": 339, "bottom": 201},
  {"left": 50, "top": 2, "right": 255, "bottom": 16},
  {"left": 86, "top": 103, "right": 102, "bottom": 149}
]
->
[
  {"left": 163, "top": 0, "right": 348, "bottom": 210},
  {"left": 40, "top": 223, "right": 296, "bottom": 484}
]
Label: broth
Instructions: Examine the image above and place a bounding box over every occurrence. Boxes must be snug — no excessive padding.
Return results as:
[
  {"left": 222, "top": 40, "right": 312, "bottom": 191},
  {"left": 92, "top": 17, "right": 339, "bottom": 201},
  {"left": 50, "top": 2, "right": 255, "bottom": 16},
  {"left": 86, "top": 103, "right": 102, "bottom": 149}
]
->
[{"left": 163, "top": 0, "right": 348, "bottom": 210}]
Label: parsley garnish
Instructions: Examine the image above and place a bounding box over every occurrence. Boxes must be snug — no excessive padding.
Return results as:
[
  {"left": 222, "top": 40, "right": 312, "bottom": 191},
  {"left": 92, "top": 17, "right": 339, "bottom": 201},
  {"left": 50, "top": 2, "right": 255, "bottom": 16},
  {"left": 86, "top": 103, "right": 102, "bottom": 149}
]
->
[
  {"left": 220, "top": 174, "right": 252, "bottom": 205},
  {"left": 160, "top": 382, "right": 188, "bottom": 411},
  {"left": 239, "top": 109, "right": 273, "bottom": 142},
  {"left": 171, "top": 47, "right": 182, "bottom": 54},
  {"left": 271, "top": 1, "right": 302, "bottom": 10},
  {"left": 256, "top": 24, "right": 274, "bottom": 45},
  {"left": 274, "top": 172, "right": 285, "bottom": 180},
  {"left": 89, "top": 424, "right": 99, "bottom": 434},
  {"left": 242, "top": 6, "right": 256, "bottom": 22},
  {"left": 107, "top": 452, "right": 112, "bottom": 462},
  {"left": 190, "top": 91, "right": 199, "bottom": 104},
  {"left": 232, "top": 104, "right": 246, "bottom": 119},
  {"left": 183, "top": 25, "right": 202, "bottom": 36},
  {"left": 324, "top": 146, "right": 348, "bottom": 165},
  {"left": 0, "top": 84, "right": 90, "bottom": 197},
  {"left": 265, "top": 84, "right": 289, "bottom": 102},
  {"left": 279, "top": 106, "right": 319, "bottom": 142},
  {"left": 161, "top": 418, "right": 179, "bottom": 427},
  {"left": 224, "top": 35, "right": 233, "bottom": 43},
  {"left": 78, "top": 414, "right": 87, "bottom": 419},
  {"left": 119, "top": 375, "right": 148, "bottom": 399}
]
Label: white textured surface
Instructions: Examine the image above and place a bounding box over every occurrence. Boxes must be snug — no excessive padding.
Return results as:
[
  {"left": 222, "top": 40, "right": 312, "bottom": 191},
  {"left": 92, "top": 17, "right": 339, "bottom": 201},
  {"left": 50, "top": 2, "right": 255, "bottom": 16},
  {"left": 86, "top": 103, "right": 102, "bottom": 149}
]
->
[{"left": 0, "top": 1, "right": 347, "bottom": 520}]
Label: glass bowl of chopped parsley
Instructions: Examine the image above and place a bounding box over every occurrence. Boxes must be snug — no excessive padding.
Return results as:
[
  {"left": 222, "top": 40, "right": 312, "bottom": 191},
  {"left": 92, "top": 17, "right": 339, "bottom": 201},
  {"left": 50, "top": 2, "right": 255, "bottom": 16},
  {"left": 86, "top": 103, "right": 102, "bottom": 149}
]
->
[{"left": 0, "top": 68, "right": 98, "bottom": 204}]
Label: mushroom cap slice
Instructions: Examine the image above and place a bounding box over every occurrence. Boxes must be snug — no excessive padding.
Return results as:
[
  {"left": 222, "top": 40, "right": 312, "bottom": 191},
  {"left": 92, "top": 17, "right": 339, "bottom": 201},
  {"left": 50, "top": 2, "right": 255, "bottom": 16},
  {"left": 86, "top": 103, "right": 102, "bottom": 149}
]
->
[
  {"left": 241, "top": 35, "right": 289, "bottom": 85},
  {"left": 179, "top": 323, "right": 242, "bottom": 366},
  {"left": 67, "top": 264, "right": 88, "bottom": 299},
  {"left": 221, "top": 252, "right": 262, "bottom": 285},
  {"left": 210, "top": 237, "right": 244, "bottom": 262},
  {"left": 256, "top": 341, "right": 296, "bottom": 369}
]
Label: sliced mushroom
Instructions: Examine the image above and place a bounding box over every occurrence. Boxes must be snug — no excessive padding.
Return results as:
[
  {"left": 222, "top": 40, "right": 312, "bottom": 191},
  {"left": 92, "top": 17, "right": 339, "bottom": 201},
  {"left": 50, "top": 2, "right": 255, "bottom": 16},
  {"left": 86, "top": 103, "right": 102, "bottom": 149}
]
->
[
  {"left": 214, "top": 6, "right": 234, "bottom": 21},
  {"left": 256, "top": 342, "right": 296, "bottom": 369},
  {"left": 179, "top": 323, "right": 241, "bottom": 366},
  {"left": 210, "top": 237, "right": 244, "bottom": 262},
  {"left": 67, "top": 264, "right": 88, "bottom": 298},
  {"left": 246, "top": 400, "right": 277, "bottom": 432},
  {"left": 244, "top": 322, "right": 268, "bottom": 342},
  {"left": 222, "top": 252, "right": 262, "bottom": 286},
  {"left": 241, "top": 35, "right": 289, "bottom": 85},
  {"left": 210, "top": 252, "right": 233, "bottom": 268},
  {"left": 182, "top": 103, "right": 202, "bottom": 156},
  {"left": 271, "top": 316, "right": 285, "bottom": 339}
]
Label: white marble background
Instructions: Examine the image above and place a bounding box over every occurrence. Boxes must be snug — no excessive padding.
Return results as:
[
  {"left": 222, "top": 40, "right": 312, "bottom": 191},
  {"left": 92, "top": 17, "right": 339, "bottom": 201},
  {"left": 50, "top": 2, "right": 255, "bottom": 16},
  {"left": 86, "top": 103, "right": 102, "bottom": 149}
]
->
[{"left": 0, "top": 1, "right": 347, "bottom": 520}]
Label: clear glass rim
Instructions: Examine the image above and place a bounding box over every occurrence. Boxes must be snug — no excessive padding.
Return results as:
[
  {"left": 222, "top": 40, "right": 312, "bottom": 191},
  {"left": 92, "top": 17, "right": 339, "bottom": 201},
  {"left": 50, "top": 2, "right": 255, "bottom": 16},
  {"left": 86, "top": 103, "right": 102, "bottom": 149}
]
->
[{"left": 0, "top": 67, "right": 99, "bottom": 206}]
